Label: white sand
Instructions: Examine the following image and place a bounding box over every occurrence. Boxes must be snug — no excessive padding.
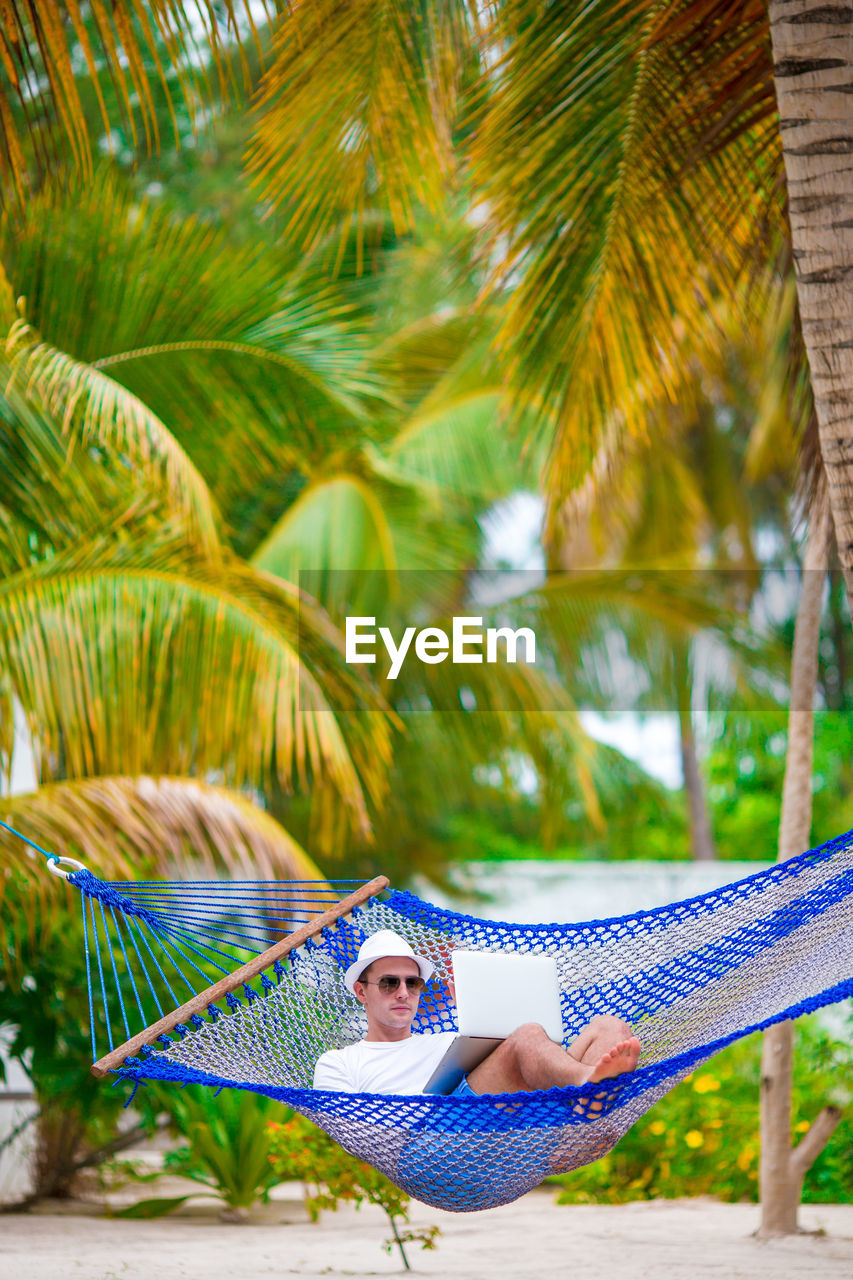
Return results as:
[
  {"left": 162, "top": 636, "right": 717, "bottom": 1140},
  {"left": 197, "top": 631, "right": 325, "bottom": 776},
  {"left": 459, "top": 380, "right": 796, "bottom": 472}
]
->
[{"left": 1, "top": 1192, "right": 852, "bottom": 1280}]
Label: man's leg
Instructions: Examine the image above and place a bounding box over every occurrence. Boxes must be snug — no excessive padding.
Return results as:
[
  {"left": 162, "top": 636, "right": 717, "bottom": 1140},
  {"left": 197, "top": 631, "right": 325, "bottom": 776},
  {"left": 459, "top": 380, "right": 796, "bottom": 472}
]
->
[
  {"left": 566, "top": 1015, "right": 636, "bottom": 1069},
  {"left": 466, "top": 1016, "right": 640, "bottom": 1095}
]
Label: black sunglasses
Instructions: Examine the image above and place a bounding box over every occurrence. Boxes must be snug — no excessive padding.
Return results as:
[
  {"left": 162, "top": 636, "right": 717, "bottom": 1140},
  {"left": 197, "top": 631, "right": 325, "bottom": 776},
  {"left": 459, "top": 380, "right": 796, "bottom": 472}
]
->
[{"left": 361, "top": 974, "right": 426, "bottom": 994}]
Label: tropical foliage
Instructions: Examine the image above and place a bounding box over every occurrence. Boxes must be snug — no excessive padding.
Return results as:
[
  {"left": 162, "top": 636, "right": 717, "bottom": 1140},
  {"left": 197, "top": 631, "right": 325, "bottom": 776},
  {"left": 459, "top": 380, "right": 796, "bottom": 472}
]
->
[
  {"left": 3, "top": 158, "right": 771, "bottom": 892},
  {"left": 705, "top": 705, "right": 853, "bottom": 863},
  {"left": 115, "top": 1086, "right": 286, "bottom": 1220},
  {"left": 0, "top": 166, "right": 395, "bottom": 908},
  {"left": 553, "top": 1017, "right": 853, "bottom": 1205},
  {"left": 0, "top": 2, "right": 835, "bottom": 533},
  {"left": 268, "top": 1113, "right": 441, "bottom": 1268}
]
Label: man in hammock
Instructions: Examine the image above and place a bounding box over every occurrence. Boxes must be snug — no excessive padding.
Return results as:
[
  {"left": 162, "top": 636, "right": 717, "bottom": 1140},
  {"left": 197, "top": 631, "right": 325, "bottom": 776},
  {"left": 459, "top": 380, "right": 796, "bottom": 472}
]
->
[{"left": 313, "top": 929, "right": 640, "bottom": 1096}]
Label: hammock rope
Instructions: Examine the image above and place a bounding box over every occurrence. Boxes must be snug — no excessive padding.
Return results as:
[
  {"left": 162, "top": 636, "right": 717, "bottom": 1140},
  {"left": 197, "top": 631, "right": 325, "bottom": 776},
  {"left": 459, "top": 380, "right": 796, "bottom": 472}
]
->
[{"left": 9, "top": 820, "right": 853, "bottom": 1212}]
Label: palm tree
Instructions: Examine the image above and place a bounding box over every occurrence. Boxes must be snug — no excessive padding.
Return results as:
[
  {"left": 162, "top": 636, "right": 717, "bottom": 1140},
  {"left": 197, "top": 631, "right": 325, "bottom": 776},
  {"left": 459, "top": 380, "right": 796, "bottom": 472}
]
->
[
  {"left": 0, "top": 4, "right": 847, "bottom": 586},
  {"left": 3, "top": 165, "right": 738, "bottom": 891},
  {"left": 546, "top": 277, "right": 805, "bottom": 861},
  {"left": 764, "top": 4, "right": 852, "bottom": 595},
  {"left": 210, "top": 0, "right": 849, "bottom": 600},
  {"left": 759, "top": 491, "right": 841, "bottom": 1236},
  {"left": 0, "top": 185, "right": 394, "bottom": 922},
  {"left": 0, "top": 198, "right": 401, "bottom": 1196},
  {"left": 224, "top": 16, "right": 848, "bottom": 1231},
  {"left": 167, "top": 4, "right": 846, "bottom": 1233},
  {"left": 226, "top": 202, "right": 777, "bottom": 878}
]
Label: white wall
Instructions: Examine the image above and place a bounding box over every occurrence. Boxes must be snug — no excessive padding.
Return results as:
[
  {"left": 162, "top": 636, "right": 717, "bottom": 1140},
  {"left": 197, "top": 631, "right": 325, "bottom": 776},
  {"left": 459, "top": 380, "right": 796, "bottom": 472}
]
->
[{"left": 417, "top": 859, "right": 772, "bottom": 926}]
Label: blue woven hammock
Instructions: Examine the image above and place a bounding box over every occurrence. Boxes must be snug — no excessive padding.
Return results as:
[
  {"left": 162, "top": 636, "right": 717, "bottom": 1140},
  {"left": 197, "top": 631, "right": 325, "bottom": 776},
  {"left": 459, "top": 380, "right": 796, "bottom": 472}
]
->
[{"left": 63, "top": 829, "right": 853, "bottom": 1212}]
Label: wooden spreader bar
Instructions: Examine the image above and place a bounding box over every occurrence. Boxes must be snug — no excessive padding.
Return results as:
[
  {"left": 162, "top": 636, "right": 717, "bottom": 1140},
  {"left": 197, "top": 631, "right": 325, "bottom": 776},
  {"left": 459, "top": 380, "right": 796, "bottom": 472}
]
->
[{"left": 91, "top": 874, "right": 390, "bottom": 1078}]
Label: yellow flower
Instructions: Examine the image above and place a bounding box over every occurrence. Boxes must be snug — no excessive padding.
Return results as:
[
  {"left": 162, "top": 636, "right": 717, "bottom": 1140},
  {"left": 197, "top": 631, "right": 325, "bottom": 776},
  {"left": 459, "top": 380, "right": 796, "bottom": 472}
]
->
[
  {"left": 737, "top": 1145, "right": 755, "bottom": 1170},
  {"left": 693, "top": 1074, "right": 721, "bottom": 1094},
  {"left": 795, "top": 1120, "right": 810, "bottom": 1133},
  {"left": 685, "top": 1130, "right": 704, "bottom": 1149},
  {"left": 649, "top": 1120, "right": 665, "bottom": 1136}
]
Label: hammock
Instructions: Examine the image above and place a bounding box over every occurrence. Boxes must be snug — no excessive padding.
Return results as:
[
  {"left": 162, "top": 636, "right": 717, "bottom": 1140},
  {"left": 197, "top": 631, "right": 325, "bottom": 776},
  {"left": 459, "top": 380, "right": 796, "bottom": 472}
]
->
[{"left": 41, "top": 829, "right": 853, "bottom": 1211}]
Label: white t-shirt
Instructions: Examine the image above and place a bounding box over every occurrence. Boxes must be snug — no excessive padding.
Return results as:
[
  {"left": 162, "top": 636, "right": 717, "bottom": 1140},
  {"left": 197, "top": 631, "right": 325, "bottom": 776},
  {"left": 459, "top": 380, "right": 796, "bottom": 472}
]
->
[{"left": 313, "top": 1031, "right": 457, "bottom": 1095}]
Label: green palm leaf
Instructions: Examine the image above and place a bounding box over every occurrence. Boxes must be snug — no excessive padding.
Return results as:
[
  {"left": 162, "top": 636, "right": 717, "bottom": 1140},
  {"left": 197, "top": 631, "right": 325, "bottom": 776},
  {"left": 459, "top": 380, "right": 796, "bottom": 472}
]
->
[
  {"left": 0, "top": 773, "right": 325, "bottom": 964},
  {"left": 0, "top": 365, "right": 183, "bottom": 590},
  {"left": 0, "top": 538, "right": 390, "bottom": 842},
  {"left": 4, "top": 335, "right": 219, "bottom": 555},
  {"left": 372, "top": 310, "right": 482, "bottom": 409},
  {"left": 363, "top": 645, "right": 610, "bottom": 880},
  {"left": 251, "top": 471, "right": 473, "bottom": 618},
  {"left": 377, "top": 389, "right": 539, "bottom": 501},
  {"left": 1, "top": 172, "right": 383, "bottom": 519}
]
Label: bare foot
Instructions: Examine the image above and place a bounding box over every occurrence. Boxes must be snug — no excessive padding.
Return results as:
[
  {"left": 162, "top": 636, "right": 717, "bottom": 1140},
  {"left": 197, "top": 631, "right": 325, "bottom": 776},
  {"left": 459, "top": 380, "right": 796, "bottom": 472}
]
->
[{"left": 584, "top": 1036, "right": 641, "bottom": 1084}]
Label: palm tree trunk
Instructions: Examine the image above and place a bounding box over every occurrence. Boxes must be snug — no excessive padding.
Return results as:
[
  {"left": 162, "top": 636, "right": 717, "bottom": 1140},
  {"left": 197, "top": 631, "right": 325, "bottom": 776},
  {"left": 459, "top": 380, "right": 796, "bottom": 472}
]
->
[
  {"left": 758, "top": 493, "right": 840, "bottom": 1236},
  {"left": 673, "top": 640, "right": 716, "bottom": 860},
  {"left": 827, "top": 568, "right": 848, "bottom": 707},
  {"left": 767, "top": 3, "right": 853, "bottom": 599}
]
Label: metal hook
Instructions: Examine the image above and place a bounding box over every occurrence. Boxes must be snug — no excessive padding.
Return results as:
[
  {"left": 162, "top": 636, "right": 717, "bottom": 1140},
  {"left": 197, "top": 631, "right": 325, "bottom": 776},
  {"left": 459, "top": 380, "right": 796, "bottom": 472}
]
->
[{"left": 46, "top": 855, "right": 86, "bottom": 880}]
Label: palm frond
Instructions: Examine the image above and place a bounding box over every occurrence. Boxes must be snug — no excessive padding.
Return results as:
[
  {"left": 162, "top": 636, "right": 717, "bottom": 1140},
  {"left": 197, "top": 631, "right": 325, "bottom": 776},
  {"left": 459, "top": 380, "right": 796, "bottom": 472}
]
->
[
  {"left": 246, "top": 0, "right": 476, "bottom": 250},
  {"left": 253, "top": 474, "right": 399, "bottom": 578},
  {"left": 376, "top": 389, "right": 537, "bottom": 502},
  {"left": 4, "top": 336, "right": 220, "bottom": 556},
  {"left": 522, "top": 568, "right": 784, "bottom": 710},
  {"left": 0, "top": 2, "right": 284, "bottom": 198},
  {"left": 1, "top": 171, "right": 383, "bottom": 515},
  {"left": 0, "top": 369, "right": 160, "bottom": 568},
  {"left": 732, "top": 277, "right": 811, "bottom": 486},
  {"left": 0, "top": 772, "right": 324, "bottom": 955},
  {"left": 0, "top": 258, "right": 15, "bottom": 324},
  {"left": 472, "top": 0, "right": 784, "bottom": 521},
  {"left": 251, "top": 470, "right": 474, "bottom": 618},
  {"left": 0, "top": 538, "right": 391, "bottom": 845},
  {"left": 643, "top": 0, "right": 776, "bottom": 159},
  {"left": 372, "top": 310, "right": 482, "bottom": 407},
  {"left": 368, "top": 212, "right": 487, "bottom": 347},
  {"left": 367, "top": 635, "right": 610, "bottom": 870}
]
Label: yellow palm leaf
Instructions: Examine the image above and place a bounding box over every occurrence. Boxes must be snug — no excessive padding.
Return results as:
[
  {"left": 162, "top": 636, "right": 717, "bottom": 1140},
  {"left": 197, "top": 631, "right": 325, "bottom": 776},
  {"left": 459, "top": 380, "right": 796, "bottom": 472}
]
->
[
  {"left": 0, "top": 543, "right": 391, "bottom": 846},
  {"left": 4, "top": 337, "right": 219, "bottom": 556},
  {"left": 246, "top": 0, "right": 467, "bottom": 251},
  {"left": 472, "top": 0, "right": 784, "bottom": 519},
  {"left": 0, "top": 2, "right": 284, "bottom": 198}
]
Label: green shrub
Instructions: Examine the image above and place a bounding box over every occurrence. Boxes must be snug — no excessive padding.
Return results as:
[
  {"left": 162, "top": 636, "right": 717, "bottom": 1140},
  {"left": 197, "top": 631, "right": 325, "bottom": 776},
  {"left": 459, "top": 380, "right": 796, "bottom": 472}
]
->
[
  {"left": 118, "top": 1085, "right": 287, "bottom": 1219},
  {"left": 1, "top": 920, "right": 132, "bottom": 1201},
  {"left": 268, "top": 1114, "right": 440, "bottom": 1269},
  {"left": 552, "top": 1017, "right": 853, "bottom": 1205}
]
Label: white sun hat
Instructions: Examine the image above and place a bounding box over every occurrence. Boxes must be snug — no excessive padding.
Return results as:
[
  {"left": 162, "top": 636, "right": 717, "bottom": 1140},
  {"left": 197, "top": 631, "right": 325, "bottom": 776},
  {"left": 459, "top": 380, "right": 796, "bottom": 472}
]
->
[{"left": 343, "top": 929, "right": 434, "bottom": 994}]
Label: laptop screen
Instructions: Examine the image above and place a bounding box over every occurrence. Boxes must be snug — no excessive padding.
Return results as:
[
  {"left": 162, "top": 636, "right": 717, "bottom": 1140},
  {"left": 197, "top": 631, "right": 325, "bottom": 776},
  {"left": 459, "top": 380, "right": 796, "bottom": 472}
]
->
[{"left": 452, "top": 950, "right": 564, "bottom": 1043}]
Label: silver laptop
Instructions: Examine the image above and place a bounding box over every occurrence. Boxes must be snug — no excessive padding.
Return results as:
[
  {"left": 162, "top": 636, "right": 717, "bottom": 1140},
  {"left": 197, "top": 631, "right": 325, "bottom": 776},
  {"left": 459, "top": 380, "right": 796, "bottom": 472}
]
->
[{"left": 423, "top": 950, "right": 564, "bottom": 1095}]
